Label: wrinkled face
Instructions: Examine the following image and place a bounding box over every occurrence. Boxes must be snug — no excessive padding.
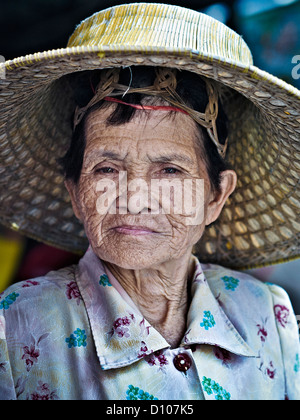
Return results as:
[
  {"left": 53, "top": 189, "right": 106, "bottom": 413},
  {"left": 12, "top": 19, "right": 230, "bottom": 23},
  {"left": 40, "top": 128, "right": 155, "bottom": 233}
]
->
[{"left": 66, "top": 106, "right": 234, "bottom": 269}]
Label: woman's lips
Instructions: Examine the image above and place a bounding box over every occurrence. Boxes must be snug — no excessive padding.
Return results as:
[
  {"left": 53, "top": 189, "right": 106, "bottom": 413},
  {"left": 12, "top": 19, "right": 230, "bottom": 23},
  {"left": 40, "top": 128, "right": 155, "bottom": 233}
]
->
[{"left": 112, "top": 225, "right": 156, "bottom": 236}]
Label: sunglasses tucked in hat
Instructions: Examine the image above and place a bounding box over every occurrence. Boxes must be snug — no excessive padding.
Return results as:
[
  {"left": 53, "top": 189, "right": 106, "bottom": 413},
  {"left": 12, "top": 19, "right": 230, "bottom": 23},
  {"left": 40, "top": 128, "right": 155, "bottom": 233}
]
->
[{"left": 0, "top": 3, "right": 299, "bottom": 269}]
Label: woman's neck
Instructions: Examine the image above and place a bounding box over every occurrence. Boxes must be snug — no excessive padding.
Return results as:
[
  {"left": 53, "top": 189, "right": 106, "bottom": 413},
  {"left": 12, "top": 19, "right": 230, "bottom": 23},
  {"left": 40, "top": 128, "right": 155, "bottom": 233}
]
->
[{"left": 105, "top": 253, "right": 195, "bottom": 348}]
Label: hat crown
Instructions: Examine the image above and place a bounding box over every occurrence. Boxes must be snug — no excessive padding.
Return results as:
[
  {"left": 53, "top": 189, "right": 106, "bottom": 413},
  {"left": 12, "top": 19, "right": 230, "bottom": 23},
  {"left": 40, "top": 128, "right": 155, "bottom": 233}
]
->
[{"left": 67, "top": 3, "right": 253, "bottom": 67}]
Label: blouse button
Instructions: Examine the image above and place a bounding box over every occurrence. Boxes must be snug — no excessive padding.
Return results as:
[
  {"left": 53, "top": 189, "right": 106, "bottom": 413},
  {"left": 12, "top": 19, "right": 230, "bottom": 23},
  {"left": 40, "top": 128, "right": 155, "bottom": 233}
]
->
[{"left": 173, "top": 353, "right": 192, "bottom": 372}]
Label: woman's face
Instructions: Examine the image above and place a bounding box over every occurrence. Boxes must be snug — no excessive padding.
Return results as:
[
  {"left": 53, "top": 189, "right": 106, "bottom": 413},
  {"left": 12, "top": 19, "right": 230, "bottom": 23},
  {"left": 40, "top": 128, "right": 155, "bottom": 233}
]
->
[{"left": 66, "top": 106, "right": 236, "bottom": 269}]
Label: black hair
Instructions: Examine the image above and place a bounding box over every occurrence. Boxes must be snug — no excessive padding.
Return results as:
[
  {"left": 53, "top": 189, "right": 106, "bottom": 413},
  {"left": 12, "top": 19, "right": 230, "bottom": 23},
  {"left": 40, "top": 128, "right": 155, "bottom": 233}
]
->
[{"left": 59, "top": 66, "right": 229, "bottom": 193}]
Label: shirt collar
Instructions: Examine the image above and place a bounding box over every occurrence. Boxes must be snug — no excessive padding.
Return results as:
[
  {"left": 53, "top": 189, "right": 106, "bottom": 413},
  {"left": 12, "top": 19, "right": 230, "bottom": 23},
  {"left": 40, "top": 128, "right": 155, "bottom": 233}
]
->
[
  {"left": 77, "top": 248, "right": 257, "bottom": 370},
  {"left": 183, "top": 257, "right": 257, "bottom": 358}
]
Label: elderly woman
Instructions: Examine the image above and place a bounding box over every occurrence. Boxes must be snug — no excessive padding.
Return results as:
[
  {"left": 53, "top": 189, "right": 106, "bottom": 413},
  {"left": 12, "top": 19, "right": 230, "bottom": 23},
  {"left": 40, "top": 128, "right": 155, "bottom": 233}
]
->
[{"left": 0, "top": 4, "right": 299, "bottom": 400}]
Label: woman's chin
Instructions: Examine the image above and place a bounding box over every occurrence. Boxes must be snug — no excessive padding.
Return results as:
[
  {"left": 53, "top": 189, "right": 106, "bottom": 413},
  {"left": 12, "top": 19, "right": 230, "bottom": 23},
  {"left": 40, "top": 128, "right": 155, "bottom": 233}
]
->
[{"left": 94, "top": 245, "right": 170, "bottom": 270}]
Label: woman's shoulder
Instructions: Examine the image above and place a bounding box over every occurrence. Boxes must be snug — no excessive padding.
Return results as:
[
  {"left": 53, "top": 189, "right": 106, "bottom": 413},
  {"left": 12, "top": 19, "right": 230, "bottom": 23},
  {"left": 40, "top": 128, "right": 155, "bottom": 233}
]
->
[
  {"left": 0, "top": 264, "right": 78, "bottom": 313},
  {"left": 200, "top": 262, "right": 298, "bottom": 339},
  {"left": 201, "top": 262, "right": 298, "bottom": 348},
  {"left": 201, "top": 262, "right": 290, "bottom": 304}
]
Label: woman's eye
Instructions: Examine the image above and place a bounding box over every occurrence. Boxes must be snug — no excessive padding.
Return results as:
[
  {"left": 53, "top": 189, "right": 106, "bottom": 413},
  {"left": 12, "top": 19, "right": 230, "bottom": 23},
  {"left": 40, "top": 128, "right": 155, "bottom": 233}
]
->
[
  {"left": 95, "top": 167, "right": 116, "bottom": 174},
  {"left": 163, "top": 167, "right": 180, "bottom": 174}
]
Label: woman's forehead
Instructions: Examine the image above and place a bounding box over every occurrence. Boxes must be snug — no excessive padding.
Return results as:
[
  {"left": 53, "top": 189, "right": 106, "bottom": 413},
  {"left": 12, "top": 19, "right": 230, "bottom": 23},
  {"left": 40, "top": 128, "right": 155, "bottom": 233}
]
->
[
  {"left": 83, "top": 147, "right": 198, "bottom": 170},
  {"left": 84, "top": 106, "right": 202, "bottom": 153}
]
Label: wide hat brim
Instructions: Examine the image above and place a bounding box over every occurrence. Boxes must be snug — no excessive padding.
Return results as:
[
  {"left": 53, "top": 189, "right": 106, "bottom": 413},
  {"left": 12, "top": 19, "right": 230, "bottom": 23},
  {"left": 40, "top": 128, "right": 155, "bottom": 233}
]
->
[{"left": 0, "top": 3, "right": 300, "bottom": 269}]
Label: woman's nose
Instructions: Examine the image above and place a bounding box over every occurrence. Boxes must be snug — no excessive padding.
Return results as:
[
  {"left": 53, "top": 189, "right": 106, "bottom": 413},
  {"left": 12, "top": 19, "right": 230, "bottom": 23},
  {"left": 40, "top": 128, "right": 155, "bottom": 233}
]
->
[
  {"left": 119, "top": 178, "right": 150, "bottom": 215},
  {"left": 117, "top": 172, "right": 160, "bottom": 215}
]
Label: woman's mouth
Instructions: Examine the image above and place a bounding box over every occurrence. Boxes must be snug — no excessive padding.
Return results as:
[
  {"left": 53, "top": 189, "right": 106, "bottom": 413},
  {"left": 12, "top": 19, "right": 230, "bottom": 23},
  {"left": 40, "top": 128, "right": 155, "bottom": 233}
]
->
[{"left": 112, "top": 225, "right": 156, "bottom": 236}]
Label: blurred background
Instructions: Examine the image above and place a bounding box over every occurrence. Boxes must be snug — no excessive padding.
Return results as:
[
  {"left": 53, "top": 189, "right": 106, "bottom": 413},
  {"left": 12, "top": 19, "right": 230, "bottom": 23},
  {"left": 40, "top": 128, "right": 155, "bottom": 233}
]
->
[{"left": 0, "top": 0, "right": 300, "bottom": 314}]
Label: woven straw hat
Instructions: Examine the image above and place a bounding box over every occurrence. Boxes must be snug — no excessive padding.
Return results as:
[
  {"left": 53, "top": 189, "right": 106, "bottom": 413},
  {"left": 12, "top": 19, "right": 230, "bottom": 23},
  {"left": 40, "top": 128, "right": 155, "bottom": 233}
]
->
[{"left": 0, "top": 3, "right": 299, "bottom": 269}]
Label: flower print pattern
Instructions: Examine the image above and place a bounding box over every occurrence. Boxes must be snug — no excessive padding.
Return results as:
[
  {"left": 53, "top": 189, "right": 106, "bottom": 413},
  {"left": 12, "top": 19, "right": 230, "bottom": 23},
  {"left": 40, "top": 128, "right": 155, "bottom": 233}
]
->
[
  {"left": 214, "top": 347, "right": 232, "bottom": 366},
  {"left": 139, "top": 318, "right": 151, "bottom": 336},
  {"left": 256, "top": 318, "right": 268, "bottom": 343},
  {"left": 28, "top": 381, "right": 59, "bottom": 400},
  {"left": 116, "top": 326, "right": 130, "bottom": 338},
  {"left": 0, "top": 292, "right": 19, "bottom": 310},
  {"left": 202, "top": 377, "right": 231, "bottom": 400},
  {"left": 146, "top": 350, "right": 169, "bottom": 370},
  {"left": 138, "top": 342, "right": 169, "bottom": 370},
  {"left": 126, "top": 385, "right": 158, "bottom": 400},
  {"left": 138, "top": 341, "right": 153, "bottom": 358},
  {"left": 221, "top": 276, "right": 239, "bottom": 291},
  {"left": 258, "top": 352, "right": 276, "bottom": 380},
  {"left": 65, "top": 281, "right": 82, "bottom": 305},
  {"left": 110, "top": 315, "right": 135, "bottom": 339},
  {"left": 200, "top": 311, "right": 216, "bottom": 330},
  {"left": 266, "top": 361, "right": 276, "bottom": 379},
  {"left": 255, "top": 315, "right": 279, "bottom": 381},
  {"left": 15, "top": 376, "right": 28, "bottom": 399},
  {"left": 22, "top": 345, "right": 40, "bottom": 372},
  {"left": 257, "top": 325, "right": 268, "bottom": 343},
  {"left": 21, "top": 333, "right": 49, "bottom": 371},
  {"left": 274, "top": 305, "right": 290, "bottom": 328},
  {"left": 21, "top": 280, "right": 40, "bottom": 288},
  {"left": 75, "top": 329, "right": 87, "bottom": 347},
  {"left": 65, "top": 328, "right": 87, "bottom": 348},
  {"left": 99, "top": 274, "right": 112, "bottom": 287},
  {"left": 294, "top": 354, "right": 300, "bottom": 373},
  {"left": 108, "top": 313, "right": 138, "bottom": 340}
]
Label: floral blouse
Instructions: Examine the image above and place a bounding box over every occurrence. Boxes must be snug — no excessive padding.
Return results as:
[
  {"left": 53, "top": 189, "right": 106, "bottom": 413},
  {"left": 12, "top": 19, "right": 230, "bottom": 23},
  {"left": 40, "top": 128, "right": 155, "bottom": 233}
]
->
[{"left": 0, "top": 247, "right": 299, "bottom": 400}]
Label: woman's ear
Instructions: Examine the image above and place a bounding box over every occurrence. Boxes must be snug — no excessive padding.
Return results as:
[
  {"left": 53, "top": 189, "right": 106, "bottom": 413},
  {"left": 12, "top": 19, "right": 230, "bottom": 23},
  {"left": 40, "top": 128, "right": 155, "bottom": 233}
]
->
[
  {"left": 64, "top": 180, "right": 82, "bottom": 221},
  {"left": 205, "top": 170, "right": 237, "bottom": 226}
]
